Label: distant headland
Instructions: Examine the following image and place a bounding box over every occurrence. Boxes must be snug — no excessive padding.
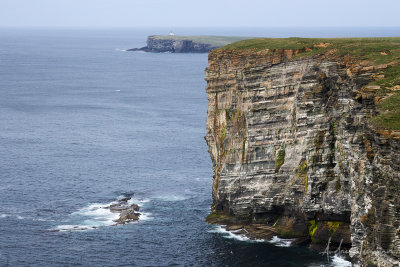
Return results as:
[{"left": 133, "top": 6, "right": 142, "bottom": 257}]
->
[{"left": 128, "top": 35, "right": 252, "bottom": 53}]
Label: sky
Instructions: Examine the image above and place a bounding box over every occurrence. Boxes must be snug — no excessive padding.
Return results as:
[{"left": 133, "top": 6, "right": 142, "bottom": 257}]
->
[{"left": 0, "top": 0, "right": 399, "bottom": 28}]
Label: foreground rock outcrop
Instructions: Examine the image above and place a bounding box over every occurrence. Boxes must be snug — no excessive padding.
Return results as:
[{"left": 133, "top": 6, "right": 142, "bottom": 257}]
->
[{"left": 205, "top": 41, "right": 400, "bottom": 266}]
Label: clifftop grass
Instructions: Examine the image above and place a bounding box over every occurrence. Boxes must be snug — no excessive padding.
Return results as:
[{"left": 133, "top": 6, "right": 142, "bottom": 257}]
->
[
  {"left": 220, "top": 37, "right": 400, "bottom": 63},
  {"left": 221, "top": 37, "right": 400, "bottom": 131}
]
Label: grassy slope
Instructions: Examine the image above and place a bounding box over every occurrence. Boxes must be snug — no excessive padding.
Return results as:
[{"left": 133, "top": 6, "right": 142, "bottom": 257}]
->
[
  {"left": 221, "top": 37, "right": 400, "bottom": 130},
  {"left": 150, "top": 35, "right": 252, "bottom": 47}
]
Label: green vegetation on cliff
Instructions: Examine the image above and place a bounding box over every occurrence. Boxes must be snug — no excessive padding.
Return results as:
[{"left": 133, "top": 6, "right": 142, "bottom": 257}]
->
[
  {"left": 370, "top": 64, "right": 400, "bottom": 130},
  {"left": 221, "top": 37, "right": 400, "bottom": 130},
  {"left": 221, "top": 37, "right": 400, "bottom": 61}
]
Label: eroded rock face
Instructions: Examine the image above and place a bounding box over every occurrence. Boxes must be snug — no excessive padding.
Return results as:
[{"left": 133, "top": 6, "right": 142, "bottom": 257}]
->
[
  {"left": 146, "top": 37, "right": 216, "bottom": 53},
  {"left": 205, "top": 49, "right": 400, "bottom": 266}
]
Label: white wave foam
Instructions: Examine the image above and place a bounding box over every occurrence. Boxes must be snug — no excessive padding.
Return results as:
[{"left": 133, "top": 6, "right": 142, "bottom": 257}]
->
[
  {"left": 0, "top": 214, "right": 24, "bottom": 220},
  {"left": 51, "top": 202, "right": 119, "bottom": 231},
  {"left": 127, "top": 197, "right": 150, "bottom": 205},
  {"left": 35, "top": 218, "right": 55, "bottom": 222},
  {"left": 51, "top": 198, "right": 150, "bottom": 232},
  {"left": 53, "top": 224, "right": 98, "bottom": 232},
  {"left": 208, "top": 225, "right": 264, "bottom": 242},
  {"left": 76, "top": 203, "right": 119, "bottom": 225},
  {"left": 331, "top": 254, "right": 352, "bottom": 267},
  {"left": 309, "top": 254, "right": 353, "bottom": 267},
  {"left": 137, "top": 212, "right": 153, "bottom": 221},
  {"left": 156, "top": 195, "right": 189, "bottom": 202},
  {"left": 268, "top": 235, "right": 294, "bottom": 247}
]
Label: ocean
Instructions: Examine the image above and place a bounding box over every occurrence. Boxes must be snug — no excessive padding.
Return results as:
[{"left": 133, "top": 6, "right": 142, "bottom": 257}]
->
[{"left": 1, "top": 27, "right": 399, "bottom": 266}]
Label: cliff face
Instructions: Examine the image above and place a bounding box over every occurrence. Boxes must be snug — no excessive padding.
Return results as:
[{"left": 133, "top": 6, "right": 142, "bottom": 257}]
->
[
  {"left": 205, "top": 49, "right": 400, "bottom": 266},
  {"left": 128, "top": 36, "right": 218, "bottom": 53},
  {"left": 128, "top": 36, "right": 252, "bottom": 53},
  {"left": 145, "top": 36, "right": 217, "bottom": 53}
]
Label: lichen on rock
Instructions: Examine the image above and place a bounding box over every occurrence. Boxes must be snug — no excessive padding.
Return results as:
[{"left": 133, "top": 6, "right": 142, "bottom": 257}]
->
[{"left": 205, "top": 39, "right": 400, "bottom": 266}]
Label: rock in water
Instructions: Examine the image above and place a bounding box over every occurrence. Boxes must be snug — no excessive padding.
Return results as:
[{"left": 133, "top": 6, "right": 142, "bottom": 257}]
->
[
  {"left": 130, "top": 204, "right": 140, "bottom": 212},
  {"left": 105, "top": 197, "right": 141, "bottom": 225}
]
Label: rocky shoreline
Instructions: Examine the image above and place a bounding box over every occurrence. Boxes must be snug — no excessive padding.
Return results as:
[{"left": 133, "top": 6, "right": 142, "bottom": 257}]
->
[{"left": 206, "top": 212, "right": 350, "bottom": 255}]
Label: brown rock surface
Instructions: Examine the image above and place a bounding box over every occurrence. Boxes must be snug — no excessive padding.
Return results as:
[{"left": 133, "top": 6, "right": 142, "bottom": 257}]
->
[
  {"left": 205, "top": 48, "right": 400, "bottom": 266},
  {"left": 106, "top": 197, "right": 141, "bottom": 225}
]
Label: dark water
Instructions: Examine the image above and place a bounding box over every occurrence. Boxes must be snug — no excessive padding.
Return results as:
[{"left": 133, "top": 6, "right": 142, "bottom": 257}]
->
[{"left": 1, "top": 27, "right": 398, "bottom": 267}]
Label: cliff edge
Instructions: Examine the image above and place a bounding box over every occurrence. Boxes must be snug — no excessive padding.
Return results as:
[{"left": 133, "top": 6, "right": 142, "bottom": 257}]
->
[{"left": 205, "top": 38, "right": 400, "bottom": 266}]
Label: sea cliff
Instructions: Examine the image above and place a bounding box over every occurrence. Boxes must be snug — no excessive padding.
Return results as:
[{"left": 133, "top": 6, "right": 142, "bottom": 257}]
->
[
  {"left": 128, "top": 35, "right": 250, "bottom": 53},
  {"left": 205, "top": 38, "right": 400, "bottom": 266}
]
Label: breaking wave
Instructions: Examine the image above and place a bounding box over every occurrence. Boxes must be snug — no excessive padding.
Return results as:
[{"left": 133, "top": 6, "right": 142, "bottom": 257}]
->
[
  {"left": 309, "top": 254, "right": 352, "bottom": 267},
  {"left": 208, "top": 225, "right": 264, "bottom": 242},
  {"left": 268, "top": 236, "right": 294, "bottom": 247},
  {"left": 51, "top": 197, "right": 151, "bottom": 232},
  {"left": 330, "top": 254, "right": 352, "bottom": 267}
]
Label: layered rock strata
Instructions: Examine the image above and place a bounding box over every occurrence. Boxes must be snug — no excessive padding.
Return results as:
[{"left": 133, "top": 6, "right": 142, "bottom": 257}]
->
[{"left": 205, "top": 49, "right": 400, "bottom": 266}]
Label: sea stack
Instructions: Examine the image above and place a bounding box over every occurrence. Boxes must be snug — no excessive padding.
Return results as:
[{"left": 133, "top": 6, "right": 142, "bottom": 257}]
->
[{"left": 128, "top": 35, "right": 251, "bottom": 53}]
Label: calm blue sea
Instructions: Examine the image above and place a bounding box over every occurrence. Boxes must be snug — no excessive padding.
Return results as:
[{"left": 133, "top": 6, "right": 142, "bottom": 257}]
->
[{"left": 1, "top": 27, "right": 399, "bottom": 267}]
